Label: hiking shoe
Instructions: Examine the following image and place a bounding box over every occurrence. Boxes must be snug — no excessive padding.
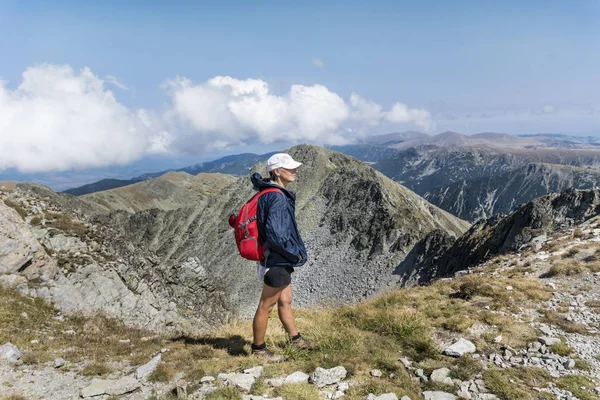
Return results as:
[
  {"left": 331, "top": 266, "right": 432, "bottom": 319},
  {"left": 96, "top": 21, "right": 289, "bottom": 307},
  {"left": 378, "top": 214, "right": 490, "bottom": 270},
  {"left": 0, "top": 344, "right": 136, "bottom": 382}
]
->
[
  {"left": 292, "top": 336, "right": 319, "bottom": 350},
  {"left": 251, "top": 347, "right": 286, "bottom": 363}
]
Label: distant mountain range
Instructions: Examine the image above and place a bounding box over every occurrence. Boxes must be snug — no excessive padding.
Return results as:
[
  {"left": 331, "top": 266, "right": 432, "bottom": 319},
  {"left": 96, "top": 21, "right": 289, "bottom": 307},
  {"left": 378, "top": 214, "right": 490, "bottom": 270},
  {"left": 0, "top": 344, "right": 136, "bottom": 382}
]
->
[
  {"left": 63, "top": 131, "right": 600, "bottom": 222},
  {"left": 63, "top": 152, "right": 277, "bottom": 196}
]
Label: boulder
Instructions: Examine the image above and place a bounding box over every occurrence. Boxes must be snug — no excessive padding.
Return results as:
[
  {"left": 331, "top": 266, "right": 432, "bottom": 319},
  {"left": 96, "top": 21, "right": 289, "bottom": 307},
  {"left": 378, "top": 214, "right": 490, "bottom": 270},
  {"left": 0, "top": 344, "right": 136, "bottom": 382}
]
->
[
  {"left": 244, "top": 366, "right": 264, "bottom": 379},
  {"left": 54, "top": 358, "right": 65, "bottom": 368},
  {"left": 136, "top": 354, "right": 161, "bottom": 380},
  {"left": 224, "top": 373, "right": 256, "bottom": 393},
  {"left": 106, "top": 376, "right": 141, "bottom": 396},
  {"left": 284, "top": 371, "right": 310, "bottom": 384},
  {"left": 430, "top": 368, "right": 451, "bottom": 383},
  {"left": 0, "top": 342, "right": 22, "bottom": 362},
  {"left": 311, "top": 366, "right": 347, "bottom": 387},
  {"left": 443, "top": 339, "right": 476, "bottom": 357},
  {"left": 81, "top": 379, "right": 111, "bottom": 398}
]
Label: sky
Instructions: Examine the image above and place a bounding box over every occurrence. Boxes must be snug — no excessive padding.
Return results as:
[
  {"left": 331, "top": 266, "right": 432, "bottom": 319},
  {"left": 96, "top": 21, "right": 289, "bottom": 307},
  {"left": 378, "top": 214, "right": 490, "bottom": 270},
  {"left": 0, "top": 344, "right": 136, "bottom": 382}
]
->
[{"left": 1, "top": 0, "right": 599, "bottom": 189}]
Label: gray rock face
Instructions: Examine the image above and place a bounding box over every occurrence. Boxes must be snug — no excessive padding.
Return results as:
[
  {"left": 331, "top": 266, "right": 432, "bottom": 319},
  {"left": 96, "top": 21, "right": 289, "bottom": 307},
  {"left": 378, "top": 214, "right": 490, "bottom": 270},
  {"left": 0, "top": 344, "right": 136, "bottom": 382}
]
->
[
  {"left": 221, "top": 373, "right": 256, "bottom": 392},
  {"left": 105, "top": 376, "right": 141, "bottom": 396},
  {"left": 423, "top": 392, "right": 457, "bottom": 400},
  {"left": 80, "top": 376, "right": 140, "bottom": 398},
  {"left": 284, "top": 371, "right": 310, "bottom": 384},
  {"left": 311, "top": 366, "right": 348, "bottom": 387},
  {"left": 443, "top": 339, "right": 476, "bottom": 357},
  {"left": 0, "top": 342, "right": 22, "bottom": 362},
  {"left": 0, "top": 202, "right": 58, "bottom": 281},
  {"left": 135, "top": 354, "right": 161, "bottom": 380},
  {"left": 430, "top": 368, "right": 451, "bottom": 382},
  {"left": 53, "top": 358, "right": 65, "bottom": 368},
  {"left": 409, "top": 188, "right": 600, "bottom": 280}
]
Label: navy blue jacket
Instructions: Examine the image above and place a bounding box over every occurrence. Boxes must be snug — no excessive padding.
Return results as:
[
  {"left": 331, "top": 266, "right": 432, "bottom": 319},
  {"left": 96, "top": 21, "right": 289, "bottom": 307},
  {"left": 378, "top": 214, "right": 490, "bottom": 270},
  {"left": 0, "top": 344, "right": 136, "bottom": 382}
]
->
[{"left": 251, "top": 173, "right": 308, "bottom": 268}]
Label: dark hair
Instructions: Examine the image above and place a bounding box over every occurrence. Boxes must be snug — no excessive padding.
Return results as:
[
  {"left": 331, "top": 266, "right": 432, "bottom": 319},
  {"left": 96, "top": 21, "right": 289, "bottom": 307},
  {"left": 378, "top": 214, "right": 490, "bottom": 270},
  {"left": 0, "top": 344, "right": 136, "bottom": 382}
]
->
[{"left": 268, "top": 170, "right": 278, "bottom": 181}]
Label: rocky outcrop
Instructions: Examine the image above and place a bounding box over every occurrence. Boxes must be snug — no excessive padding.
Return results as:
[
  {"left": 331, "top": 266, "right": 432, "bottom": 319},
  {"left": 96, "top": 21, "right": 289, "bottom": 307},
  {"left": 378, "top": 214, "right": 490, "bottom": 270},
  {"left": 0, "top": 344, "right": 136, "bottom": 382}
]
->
[
  {"left": 407, "top": 188, "right": 600, "bottom": 281},
  {"left": 0, "top": 201, "right": 58, "bottom": 283},
  {"left": 0, "top": 191, "right": 184, "bottom": 331}
]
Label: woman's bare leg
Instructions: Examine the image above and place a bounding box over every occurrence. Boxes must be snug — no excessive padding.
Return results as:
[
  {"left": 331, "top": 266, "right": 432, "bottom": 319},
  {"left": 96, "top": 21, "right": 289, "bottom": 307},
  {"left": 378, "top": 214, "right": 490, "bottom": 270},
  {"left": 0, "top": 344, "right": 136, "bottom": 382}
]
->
[{"left": 253, "top": 284, "right": 284, "bottom": 346}]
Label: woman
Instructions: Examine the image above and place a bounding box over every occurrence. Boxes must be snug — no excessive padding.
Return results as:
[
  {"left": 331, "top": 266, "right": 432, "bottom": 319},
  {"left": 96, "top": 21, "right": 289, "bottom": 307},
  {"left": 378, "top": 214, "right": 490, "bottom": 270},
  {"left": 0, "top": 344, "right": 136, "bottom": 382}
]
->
[{"left": 250, "top": 153, "right": 317, "bottom": 362}]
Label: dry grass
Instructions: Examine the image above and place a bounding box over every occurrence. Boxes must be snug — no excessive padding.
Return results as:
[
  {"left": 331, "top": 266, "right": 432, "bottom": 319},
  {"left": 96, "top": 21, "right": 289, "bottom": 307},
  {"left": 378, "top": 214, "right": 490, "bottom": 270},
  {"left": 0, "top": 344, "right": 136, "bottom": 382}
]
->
[
  {"left": 549, "top": 341, "right": 572, "bottom": 356},
  {"left": 81, "top": 362, "right": 112, "bottom": 376},
  {"left": 44, "top": 211, "right": 87, "bottom": 238},
  {"left": 0, "top": 288, "right": 163, "bottom": 368},
  {"left": 484, "top": 367, "right": 555, "bottom": 400},
  {"left": 548, "top": 262, "right": 585, "bottom": 277},
  {"left": 275, "top": 383, "right": 320, "bottom": 400},
  {"left": 148, "top": 363, "right": 175, "bottom": 383},
  {"left": 556, "top": 374, "right": 599, "bottom": 400},
  {"left": 543, "top": 311, "right": 590, "bottom": 335}
]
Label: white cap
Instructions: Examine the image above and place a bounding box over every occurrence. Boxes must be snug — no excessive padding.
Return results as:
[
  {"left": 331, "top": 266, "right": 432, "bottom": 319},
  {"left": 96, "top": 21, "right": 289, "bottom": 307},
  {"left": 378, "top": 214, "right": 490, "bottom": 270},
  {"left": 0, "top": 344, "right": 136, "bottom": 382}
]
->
[{"left": 267, "top": 153, "right": 303, "bottom": 172}]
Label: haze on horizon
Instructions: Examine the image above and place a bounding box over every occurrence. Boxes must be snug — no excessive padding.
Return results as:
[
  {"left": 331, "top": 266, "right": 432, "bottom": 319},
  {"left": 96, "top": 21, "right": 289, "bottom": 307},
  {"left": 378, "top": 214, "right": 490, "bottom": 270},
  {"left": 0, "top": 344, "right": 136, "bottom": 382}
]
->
[{"left": 1, "top": 0, "right": 599, "bottom": 189}]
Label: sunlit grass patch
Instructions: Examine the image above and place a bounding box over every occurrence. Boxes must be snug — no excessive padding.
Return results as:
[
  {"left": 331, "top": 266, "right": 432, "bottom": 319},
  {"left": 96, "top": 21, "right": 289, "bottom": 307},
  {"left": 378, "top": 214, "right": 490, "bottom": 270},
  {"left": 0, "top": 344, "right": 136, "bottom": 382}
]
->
[
  {"left": 275, "top": 383, "right": 320, "bottom": 400},
  {"left": 484, "top": 367, "right": 554, "bottom": 400},
  {"left": 556, "top": 374, "right": 599, "bottom": 400},
  {"left": 548, "top": 262, "right": 585, "bottom": 277},
  {"left": 543, "top": 311, "right": 590, "bottom": 335}
]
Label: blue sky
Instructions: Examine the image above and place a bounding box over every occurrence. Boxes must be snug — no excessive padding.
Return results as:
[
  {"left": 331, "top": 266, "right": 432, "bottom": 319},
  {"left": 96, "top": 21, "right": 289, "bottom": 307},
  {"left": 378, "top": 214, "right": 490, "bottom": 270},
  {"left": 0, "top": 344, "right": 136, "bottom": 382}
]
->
[{"left": 1, "top": 0, "right": 599, "bottom": 189}]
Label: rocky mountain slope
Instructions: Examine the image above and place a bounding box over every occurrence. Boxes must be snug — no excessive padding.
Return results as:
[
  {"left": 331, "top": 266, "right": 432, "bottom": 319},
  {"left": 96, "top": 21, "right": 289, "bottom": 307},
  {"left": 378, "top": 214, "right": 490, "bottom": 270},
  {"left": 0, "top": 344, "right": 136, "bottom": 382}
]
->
[
  {"left": 0, "top": 145, "right": 469, "bottom": 334},
  {"left": 2, "top": 207, "right": 600, "bottom": 400},
  {"left": 402, "top": 188, "right": 600, "bottom": 285},
  {"left": 81, "top": 172, "right": 237, "bottom": 213}
]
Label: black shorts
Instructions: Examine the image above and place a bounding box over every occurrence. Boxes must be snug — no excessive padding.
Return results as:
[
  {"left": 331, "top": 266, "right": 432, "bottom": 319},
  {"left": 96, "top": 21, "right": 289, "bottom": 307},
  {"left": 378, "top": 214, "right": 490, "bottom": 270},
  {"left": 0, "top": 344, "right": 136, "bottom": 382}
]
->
[{"left": 264, "top": 267, "right": 294, "bottom": 288}]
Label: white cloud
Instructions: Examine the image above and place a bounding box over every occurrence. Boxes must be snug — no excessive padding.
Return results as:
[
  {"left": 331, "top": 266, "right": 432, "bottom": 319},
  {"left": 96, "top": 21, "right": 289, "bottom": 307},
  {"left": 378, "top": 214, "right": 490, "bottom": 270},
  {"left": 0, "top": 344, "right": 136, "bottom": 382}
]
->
[
  {"left": 104, "top": 75, "right": 129, "bottom": 90},
  {"left": 385, "top": 103, "right": 437, "bottom": 131},
  {"left": 312, "top": 58, "right": 325, "bottom": 68},
  {"left": 166, "top": 76, "right": 436, "bottom": 151},
  {"left": 0, "top": 65, "right": 435, "bottom": 173},
  {"left": 543, "top": 104, "right": 555, "bottom": 114},
  {"left": 0, "top": 64, "right": 168, "bottom": 173}
]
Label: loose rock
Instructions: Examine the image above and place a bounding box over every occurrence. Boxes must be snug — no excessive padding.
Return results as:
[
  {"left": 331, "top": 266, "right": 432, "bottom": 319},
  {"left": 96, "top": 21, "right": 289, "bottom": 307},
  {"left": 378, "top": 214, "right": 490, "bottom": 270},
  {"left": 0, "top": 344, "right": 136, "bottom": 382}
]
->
[{"left": 443, "top": 339, "right": 476, "bottom": 357}]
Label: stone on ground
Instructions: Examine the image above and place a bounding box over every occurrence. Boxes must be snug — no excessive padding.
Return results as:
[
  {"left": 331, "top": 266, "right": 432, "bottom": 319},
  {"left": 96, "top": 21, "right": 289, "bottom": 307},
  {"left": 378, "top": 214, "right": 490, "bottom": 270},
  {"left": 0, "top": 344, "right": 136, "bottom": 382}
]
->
[
  {"left": 0, "top": 342, "right": 22, "bottom": 362},
  {"left": 423, "top": 392, "right": 457, "bottom": 400},
  {"left": 443, "top": 339, "right": 476, "bottom": 357},
  {"left": 311, "top": 366, "right": 347, "bottom": 387},
  {"left": 284, "top": 371, "right": 310, "bottom": 384},
  {"left": 430, "top": 368, "right": 451, "bottom": 383}
]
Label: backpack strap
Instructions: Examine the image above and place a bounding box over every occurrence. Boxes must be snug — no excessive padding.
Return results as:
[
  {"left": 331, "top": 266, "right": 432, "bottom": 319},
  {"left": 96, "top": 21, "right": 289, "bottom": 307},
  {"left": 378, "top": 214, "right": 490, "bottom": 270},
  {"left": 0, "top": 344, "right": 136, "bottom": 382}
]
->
[{"left": 251, "top": 187, "right": 283, "bottom": 202}]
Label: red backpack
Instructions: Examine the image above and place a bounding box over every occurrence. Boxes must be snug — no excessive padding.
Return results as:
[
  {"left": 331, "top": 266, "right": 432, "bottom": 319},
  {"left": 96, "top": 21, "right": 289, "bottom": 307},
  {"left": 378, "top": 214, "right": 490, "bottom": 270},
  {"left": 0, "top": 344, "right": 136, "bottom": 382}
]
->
[{"left": 229, "top": 188, "right": 282, "bottom": 261}]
